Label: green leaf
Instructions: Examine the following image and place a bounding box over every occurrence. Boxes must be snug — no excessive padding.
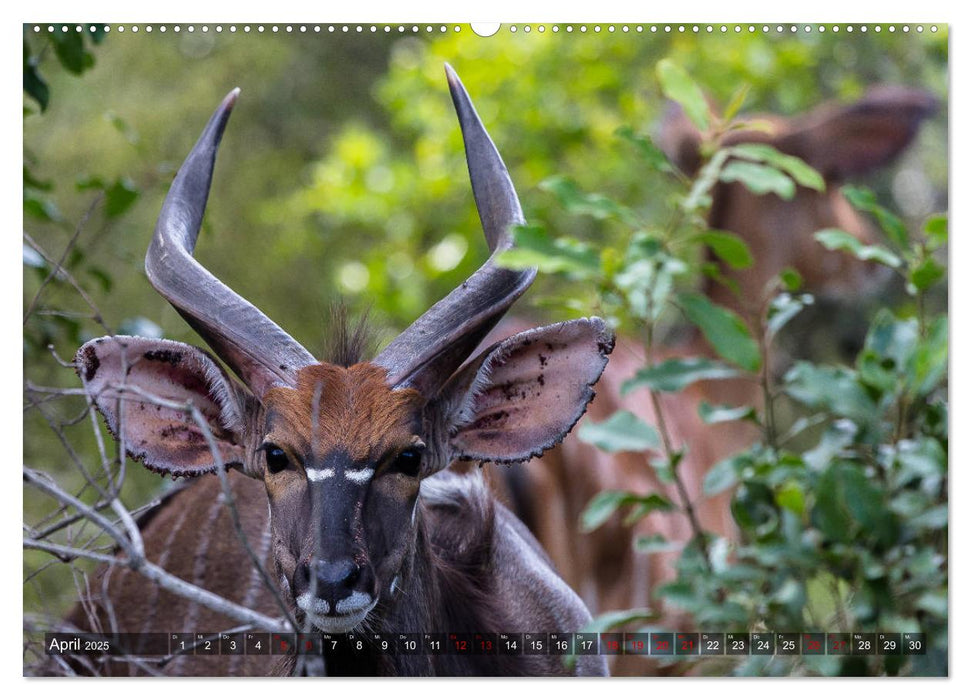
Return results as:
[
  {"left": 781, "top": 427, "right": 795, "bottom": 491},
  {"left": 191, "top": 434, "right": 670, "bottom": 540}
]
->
[
  {"left": 580, "top": 491, "right": 631, "bottom": 532},
  {"left": 76, "top": 174, "right": 106, "bottom": 191},
  {"left": 23, "top": 42, "right": 49, "bottom": 112},
  {"left": 804, "top": 421, "right": 857, "bottom": 472},
  {"left": 656, "top": 59, "right": 709, "bottom": 132},
  {"left": 892, "top": 438, "right": 946, "bottom": 490},
  {"left": 577, "top": 411, "right": 660, "bottom": 453},
  {"left": 812, "top": 467, "right": 854, "bottom": 543},
  {"left": 497, "top": 224, "right": 600, "bottom": 276},
  {"left": 814, "top": 463, "right": 900, "bottom": 548},
  {"left": 24, "top": 192, "right": 62, "bottom": 222},
  {"left": 649, "top": 453, "right": 678, "bottom": 485},
  {"left": 775, "top": 480, "right": 806, "bottom": 515},
  {"left": 698, "top": 402, "right": 756, "bottom": 425},
  {"left": 733, "top": 480, "right": 779, "bottom": 536},
  {"left": 614, "top": 245, "right": 687, "bottom": 322},
  {"left": 623, "top": 493, "right": 677, "bottom": 525},
  {"left": 841, "top": 466, "right": 896, "bottom": 540},
  {"left": 49, "top": 29, "right": 94, "bottom": 75},
  {"left": 842, "top": 185, "right": 910, "bottom": 249},
  {"left": 633, "top": 534, "right": 678, "bottom": 553},
  {"left": 678, "top": 292, "right": 761, "bottom": 372},
  {"left": 924, "top": 214, "right": 948, "bottom": 250},
  {"left": 540, "top": 176, "right": 640, "bottom": 227},
  {"left": 581, "top": 608, "right": 658, "bottom": 633},
  {"left": 655, "top": 581, "right": 699, "bottom": 609},
  {"left": 719, "top": 160, "right": 795, "bottom": 200},
  {"left": 915, "top": 590, "right": 948, "bottom": 618},
  {"left": 909, "top": 257, "right": 945, "bottom": 291},
  {"left": 910, "top": 505, "right": 948, "bottom": 530},
  {"left": 862, "top": 310, "right": 918, "bottom": 372},
  {"left": 105, "top": 177, "right": 139, "bottom": 218},
  {"left": 580, "top": 491, "right": 674, "bottom": 533},
  {"left": 784, "top": 363, "right": 877, "bottom": 425},
  {"left": 23, "top": 165, "right": 52, "bottom": 191},
  {"left": 728, "top": 143, "right": 825, "bottom": 191},
  {"left": 815, "top": 228, "right": 903, "bottom": 268},
  {"left": 779, "top": 267, "right": 803, "bottom": 292},
  {"left": 106, "top": 110, "right": 140, "bottom": 144},
  {"left": 909, "top": 316, "right": 947, "bottom": 397},
  {"left": 722, "top": 83, "right": 751, "bottom": 122},
  {"left": 683, "top": 149, "right": 728, "bottom": 211},
  {"left": 615, "top": 126, "right": 672, "bottom": 173},
  {"left": 88, "top": 25, "right": 107, "bottom": 44},
  {"left": 767, "top": 292, "right": 813, "bottom": 338},
  {"left": 86, "top": 266, "right": 113, "bottom": 293},
  {"left": 622, "top": 357, "right": 739, "bottom": 394},
  {"left": 695, "top": 230, "right": 753, "bottom": 269},
  {"left": 704, "top": 454, "right": 747, "bottom": 495},
  {"left": 579, "top": 490, "right": 642, "bottom": 533}
]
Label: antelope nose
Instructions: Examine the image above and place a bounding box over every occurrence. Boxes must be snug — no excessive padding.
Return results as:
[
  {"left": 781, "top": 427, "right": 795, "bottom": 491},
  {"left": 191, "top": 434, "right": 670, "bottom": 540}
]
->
[{"left": 300, "top": 558, "right": 361, "bottom": 603}]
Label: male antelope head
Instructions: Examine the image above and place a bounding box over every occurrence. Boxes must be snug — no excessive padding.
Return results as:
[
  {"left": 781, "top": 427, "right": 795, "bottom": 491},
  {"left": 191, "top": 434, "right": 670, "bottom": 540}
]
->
[{"left": 75, "top": 66, "right": 613, "bottom": 635}]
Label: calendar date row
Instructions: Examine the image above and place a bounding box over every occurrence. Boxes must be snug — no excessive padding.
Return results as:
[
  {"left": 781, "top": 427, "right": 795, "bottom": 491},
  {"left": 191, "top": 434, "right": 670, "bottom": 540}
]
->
[{"left": 46, "top": 632, "right": 927, "bottom": 657}]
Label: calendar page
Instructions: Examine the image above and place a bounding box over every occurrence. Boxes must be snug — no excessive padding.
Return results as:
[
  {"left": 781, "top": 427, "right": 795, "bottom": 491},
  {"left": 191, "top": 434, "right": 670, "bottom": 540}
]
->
[{"left": 23, "top": 19, "right": 948, "bottom": 680}]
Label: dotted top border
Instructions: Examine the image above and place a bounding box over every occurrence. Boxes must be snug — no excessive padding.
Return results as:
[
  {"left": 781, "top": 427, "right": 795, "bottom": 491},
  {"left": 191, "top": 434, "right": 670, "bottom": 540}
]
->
[{"left": 29, "top": 24, "right": 942, "bottom": 35}]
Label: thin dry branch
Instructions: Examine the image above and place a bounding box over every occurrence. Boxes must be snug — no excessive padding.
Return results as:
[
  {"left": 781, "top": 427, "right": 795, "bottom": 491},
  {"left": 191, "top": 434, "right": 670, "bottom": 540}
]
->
[
  {"left": 24, "top": 380, "right": 297, "bottom": 645},
  {"left": 23, "top": 195, "right": 108, "bottom": 330}
]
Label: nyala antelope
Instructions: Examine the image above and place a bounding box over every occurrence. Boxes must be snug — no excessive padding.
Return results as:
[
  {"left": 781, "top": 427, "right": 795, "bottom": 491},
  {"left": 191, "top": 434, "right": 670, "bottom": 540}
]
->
[{"left": 69, "top": 66, "right": 612, "bottom": 676}]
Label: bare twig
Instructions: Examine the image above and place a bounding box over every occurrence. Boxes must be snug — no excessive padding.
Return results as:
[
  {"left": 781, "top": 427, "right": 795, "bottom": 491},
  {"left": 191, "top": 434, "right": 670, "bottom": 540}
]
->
[
  {"left": 23, "top": 536, "right": 288, "bottom": 632},
  {"left": 26, "top": 377, "right": 298, "bottom": 630},
  {"left": 640, "top": 319, "right": 714, "bottom": 572},
  {"left": 179, "top": 398, "right": 296, "bottom": 630},
  {"left": 24, "top": 467, "right": 132, "bottom": 553},
  {"left": 23, "top": 196, "right": 108, "bottom": 331}
]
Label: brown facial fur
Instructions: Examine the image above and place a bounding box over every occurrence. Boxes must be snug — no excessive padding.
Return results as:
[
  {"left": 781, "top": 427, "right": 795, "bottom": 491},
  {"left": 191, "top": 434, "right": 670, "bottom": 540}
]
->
[
  {"left": 262, "top": 363, "right": 423, "bottom": 467},
  {"left": 259, "top": 363, "right": 425, "bottom": 625}
]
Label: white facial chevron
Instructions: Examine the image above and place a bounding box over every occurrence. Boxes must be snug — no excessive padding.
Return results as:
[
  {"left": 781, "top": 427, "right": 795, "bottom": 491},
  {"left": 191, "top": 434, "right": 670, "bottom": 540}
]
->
[{"left": 305, "top": 467, "right": 374, "bottom": 484}]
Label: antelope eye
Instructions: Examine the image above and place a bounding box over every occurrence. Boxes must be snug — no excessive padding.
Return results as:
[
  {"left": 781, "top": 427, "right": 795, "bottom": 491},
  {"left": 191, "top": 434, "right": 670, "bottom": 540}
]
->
[
  {"left": 394, "top": 448, "right": 422, "bottom": 477},
  {"left": 263, "top": 444, "right": 289, "bottom": 474}
]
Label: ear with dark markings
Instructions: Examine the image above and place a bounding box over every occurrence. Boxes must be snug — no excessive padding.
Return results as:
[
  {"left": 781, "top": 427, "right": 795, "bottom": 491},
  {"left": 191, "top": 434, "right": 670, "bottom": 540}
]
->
[
  {"left": 75, "top": 336, "right": 255, "bottom": 479},
  {"left": 434, "top": 318, "right": 614, "bottom": 465},
  {"left": 775, "top": 86, "right": 938, "bottom": 180}
]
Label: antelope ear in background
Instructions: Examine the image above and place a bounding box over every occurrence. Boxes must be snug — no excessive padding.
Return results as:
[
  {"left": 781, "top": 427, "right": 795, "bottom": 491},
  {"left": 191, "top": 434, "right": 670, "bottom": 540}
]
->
[
  {"left": 75, "top": 336, "right": 255, "bottom": 479},
  {"left": 655, "top": 86, "right": 938, "bottom": 181},
  {"left": 774, "top": 86, "right": 938, "bottom": 180},
  {"left": 655, "top": 101, "right": 706, "bottom": 176}
]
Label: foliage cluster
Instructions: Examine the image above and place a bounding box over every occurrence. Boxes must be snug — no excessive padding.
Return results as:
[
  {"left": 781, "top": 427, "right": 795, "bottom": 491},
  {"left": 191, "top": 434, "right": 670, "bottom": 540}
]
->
[{"left": 519, "top": 62, "right": 948, "bottom": 676}]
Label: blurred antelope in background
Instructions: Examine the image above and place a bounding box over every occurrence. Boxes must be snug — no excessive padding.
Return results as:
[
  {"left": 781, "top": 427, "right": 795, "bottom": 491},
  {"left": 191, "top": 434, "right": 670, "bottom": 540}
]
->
[
  {"left": 489, "top": 86, "right": 937, "bottom": 673},
  {"left": 66, "top": 66, "right": 611, "bottom": 677}
]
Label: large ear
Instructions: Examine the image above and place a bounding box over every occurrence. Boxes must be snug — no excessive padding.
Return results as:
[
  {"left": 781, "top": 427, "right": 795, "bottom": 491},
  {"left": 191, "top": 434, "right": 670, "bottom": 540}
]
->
[
  {"left": 437, "top": 318, "right": 614, "bottom": 464},
  {"left": 772, "top": 86, "right": 938, "bottom": 180},
  {"left": 75, "top": 336, "right": 254, "bottom": 478}
]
